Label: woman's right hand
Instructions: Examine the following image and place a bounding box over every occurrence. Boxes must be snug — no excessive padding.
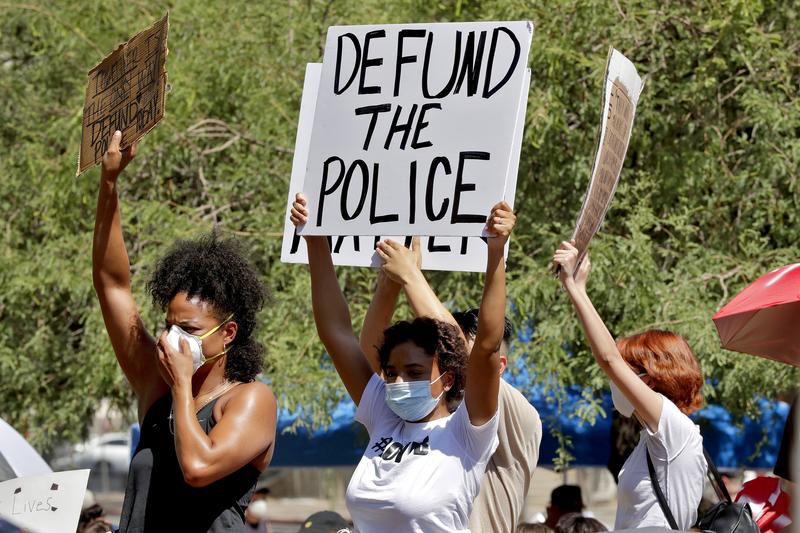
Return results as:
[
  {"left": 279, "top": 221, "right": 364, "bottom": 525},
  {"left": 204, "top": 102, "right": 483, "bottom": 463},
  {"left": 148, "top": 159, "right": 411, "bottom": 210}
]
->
[
  {"left": 290, "top": 193, "right": 309, "bottom": 227},
  {"left": 101, "top": 130, "right": 137, "bottom": 180},
  {"left": 375, "top": 237, "right": 422, "bottom": 285},
  {"left": 553, "top": 240, "right": 584, "bottom": 290}
]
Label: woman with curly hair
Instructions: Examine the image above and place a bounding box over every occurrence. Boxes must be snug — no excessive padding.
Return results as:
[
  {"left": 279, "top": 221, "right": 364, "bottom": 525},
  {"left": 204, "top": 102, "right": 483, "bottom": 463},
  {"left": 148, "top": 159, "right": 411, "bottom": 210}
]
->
[
  {"left": 290, "top": 193, "right": 513, "bottom": 532},
  {"left": 92, "top": 132, "right": 276, "bottom": 532},
  {"left": 553, "top": 241, "right": 706, "bottom": 530}
]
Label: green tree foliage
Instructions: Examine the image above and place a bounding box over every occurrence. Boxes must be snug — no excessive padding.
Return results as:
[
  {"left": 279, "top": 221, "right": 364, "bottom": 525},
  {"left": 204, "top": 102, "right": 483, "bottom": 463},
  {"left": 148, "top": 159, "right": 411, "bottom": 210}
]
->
[{"left": 1, "top": 0, "right": 797, "bottom": 456}]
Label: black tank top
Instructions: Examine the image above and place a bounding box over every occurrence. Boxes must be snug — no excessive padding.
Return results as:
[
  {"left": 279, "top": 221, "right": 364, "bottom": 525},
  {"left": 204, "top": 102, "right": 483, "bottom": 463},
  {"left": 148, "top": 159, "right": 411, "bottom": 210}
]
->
[{"left": 118, "top": 393, "right": 260, "bottom": 532}]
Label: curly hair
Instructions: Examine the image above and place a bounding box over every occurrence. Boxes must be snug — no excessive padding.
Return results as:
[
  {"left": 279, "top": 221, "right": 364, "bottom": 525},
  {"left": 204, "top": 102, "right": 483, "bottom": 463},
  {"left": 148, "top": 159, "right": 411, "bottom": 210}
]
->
[
  {"left": 378, "top": 317, "right": 468, "bottom": 407},
  {"left": 617, "top": 330, "right": 704, "bottom": 415},
  {"left": 147, "top": 233, "right": 268, "bottom": 382}
]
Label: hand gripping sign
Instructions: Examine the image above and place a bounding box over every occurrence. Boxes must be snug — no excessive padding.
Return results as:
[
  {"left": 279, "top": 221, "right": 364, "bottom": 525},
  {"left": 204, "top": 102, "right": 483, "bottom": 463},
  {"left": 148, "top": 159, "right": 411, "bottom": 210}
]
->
[{"left": 297, "top": 22, "right": 533, "bottom": 238}]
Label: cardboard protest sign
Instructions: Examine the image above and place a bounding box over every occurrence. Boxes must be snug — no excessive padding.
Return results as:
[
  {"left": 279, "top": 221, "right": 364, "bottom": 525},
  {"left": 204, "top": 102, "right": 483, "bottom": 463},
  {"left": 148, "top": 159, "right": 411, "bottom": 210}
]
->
[
  {"left": 569, "top": 48, "right": 644, "bottom": 271},
  {"left": 77, "top": 14, "right": 169, "bottom": 175},
  {"left": 0, "top": 469, "right": 89, "bottom": 533},
  {"left": 299, "top": 21, "right": 533, "bottom": 237},
  {"left": 282, "top": 64, "right": 530, "bottom": 272}
]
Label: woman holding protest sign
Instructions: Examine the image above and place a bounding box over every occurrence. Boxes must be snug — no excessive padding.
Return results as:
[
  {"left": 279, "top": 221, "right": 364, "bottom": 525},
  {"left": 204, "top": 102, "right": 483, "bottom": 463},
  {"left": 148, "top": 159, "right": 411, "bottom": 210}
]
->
[
  {"left": 290, "top": 192, "right": 512, "bottom": 532},
  {"left": 553, "top": 241, "right": 706, "bottom": 530},
  {"left": 92, "top": 131, "right": 276, "bottom": 532}
]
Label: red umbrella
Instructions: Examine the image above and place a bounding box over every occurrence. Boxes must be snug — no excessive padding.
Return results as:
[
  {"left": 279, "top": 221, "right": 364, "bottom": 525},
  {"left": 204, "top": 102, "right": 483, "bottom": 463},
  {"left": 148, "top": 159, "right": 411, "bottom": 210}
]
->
[{"left": 712, "top": 263, "right": 800, "bottom": 367}]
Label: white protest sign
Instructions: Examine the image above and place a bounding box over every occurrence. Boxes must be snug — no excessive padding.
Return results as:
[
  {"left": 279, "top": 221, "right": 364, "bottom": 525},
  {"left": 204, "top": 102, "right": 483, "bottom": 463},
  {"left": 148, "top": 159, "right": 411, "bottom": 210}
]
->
[
  {"left": 570, "top": 48, "right": 644, "bottom": 270},
  {"left": 282, "top": 64, "right": 530, "bottom": 272},
  {"left": 0, "top": 470, "right": 89, "bottom": 533},
  {"left": 299, "top": 21, "right": 533, "bottom": 237}
]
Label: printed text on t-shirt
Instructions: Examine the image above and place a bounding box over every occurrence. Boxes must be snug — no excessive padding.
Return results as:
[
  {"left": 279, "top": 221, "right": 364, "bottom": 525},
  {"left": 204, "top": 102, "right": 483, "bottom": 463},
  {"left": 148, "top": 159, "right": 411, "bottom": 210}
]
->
[{"left": 371, "top": 436, "right": 430, "bottom": 463}]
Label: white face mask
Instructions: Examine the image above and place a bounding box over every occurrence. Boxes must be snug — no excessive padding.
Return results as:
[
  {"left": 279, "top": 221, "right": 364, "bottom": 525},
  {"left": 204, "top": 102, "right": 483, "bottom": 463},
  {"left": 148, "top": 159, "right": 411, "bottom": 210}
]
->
[
  {"left": 609, "top": 373, "right": 647, "bottom": 418},
  {"left": 385, "top": 373, "right": 447, "bottom": 422},
  {"left": 610, "top": 381, "right": 635, "bottom": 417},
  {"left": 165, "top": 314, "right": 233, "bottom": 373},
  {"left": 246, "top": 499, "right": 269, "bottom": 521}
]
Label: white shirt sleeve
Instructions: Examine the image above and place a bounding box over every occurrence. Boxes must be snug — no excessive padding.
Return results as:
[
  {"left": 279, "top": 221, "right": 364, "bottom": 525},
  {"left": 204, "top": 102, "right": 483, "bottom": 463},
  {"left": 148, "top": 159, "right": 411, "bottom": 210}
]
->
[
  {"left": 355, "top": 373, "right": 394, "bottom": 435},
  {"left": 644, "top": 395, "right": 698, "bottom": 462},
  {"left": 451, "top": 401, "right": 500, "bottom": 463}
]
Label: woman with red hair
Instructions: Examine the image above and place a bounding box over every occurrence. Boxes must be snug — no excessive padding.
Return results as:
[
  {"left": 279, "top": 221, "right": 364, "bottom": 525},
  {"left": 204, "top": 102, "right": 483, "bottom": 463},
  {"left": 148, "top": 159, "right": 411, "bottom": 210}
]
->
[{"left": 553, "top": 241, "right": 706, "bottom": 530}]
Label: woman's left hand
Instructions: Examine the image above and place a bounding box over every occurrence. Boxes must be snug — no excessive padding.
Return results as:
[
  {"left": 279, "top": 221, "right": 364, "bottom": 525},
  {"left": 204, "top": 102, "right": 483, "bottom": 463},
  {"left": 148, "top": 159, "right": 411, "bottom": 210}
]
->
[
  {"left": 157, "top": 331, "right": 194, "bottom": 392},
  {"left": 485, "top": 201, "right": 516, "bottom": 250}
]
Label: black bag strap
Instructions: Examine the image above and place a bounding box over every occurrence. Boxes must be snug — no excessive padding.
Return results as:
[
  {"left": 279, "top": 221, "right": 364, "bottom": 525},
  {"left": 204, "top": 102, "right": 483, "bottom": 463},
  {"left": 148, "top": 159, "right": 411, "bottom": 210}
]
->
[
  {"left": 646, "top": 448, "right": 680, "bottom": 530},
  {"left": 703, "top": 448, "right": 733, "bottom": 503}
]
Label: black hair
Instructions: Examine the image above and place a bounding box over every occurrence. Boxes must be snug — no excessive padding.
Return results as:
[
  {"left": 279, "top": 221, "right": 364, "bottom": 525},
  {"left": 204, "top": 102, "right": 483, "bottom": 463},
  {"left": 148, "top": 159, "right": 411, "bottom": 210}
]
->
[
  {"left": 551, "top": 485, "right": 584, "bottom": 511},
  {"left": 378, "top": 317, "right": 468, "bottom": 407},
  {"left": 147, "top": 233, "right": 268, "bottom": 382},
  {"left": 452, "top": 308, "right": 513, "bottom": 344}
]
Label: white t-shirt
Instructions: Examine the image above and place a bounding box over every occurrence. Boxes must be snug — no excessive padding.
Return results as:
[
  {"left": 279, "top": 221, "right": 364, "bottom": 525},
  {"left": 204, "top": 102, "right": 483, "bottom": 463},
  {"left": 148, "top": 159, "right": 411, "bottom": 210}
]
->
[
  {"left": 346, "top": 374, "right": 499, "bottom": 533},
  {"left": 615, "top": 395, "right": 707, "bottom": 530}
]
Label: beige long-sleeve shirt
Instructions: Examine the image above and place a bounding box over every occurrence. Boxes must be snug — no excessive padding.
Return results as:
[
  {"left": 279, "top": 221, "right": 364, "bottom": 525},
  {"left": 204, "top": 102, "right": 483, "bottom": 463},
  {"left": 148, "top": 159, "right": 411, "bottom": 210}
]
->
[{"left": 469, "top": 379, "right": 542, "bottom": 532}]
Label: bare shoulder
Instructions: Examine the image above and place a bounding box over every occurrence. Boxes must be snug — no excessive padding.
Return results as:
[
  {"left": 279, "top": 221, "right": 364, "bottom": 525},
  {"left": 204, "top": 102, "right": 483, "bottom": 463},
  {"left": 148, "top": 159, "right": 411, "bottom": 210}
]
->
[
  {"left": 219, "top": 381, "right": 277, "bottom": 416},
  {"left": 235, "top": 381, "right": 276, "bottom": 405}
]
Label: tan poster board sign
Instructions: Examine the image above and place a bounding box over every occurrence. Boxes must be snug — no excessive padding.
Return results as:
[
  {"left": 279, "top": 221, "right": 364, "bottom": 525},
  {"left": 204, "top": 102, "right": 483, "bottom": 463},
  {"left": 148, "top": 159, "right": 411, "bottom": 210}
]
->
[
  {"left": 570, "top": 48, "right": 644, "bottom": 271},
  {"left": 77, "top": 14, "right": 169, "bottom": 175}
]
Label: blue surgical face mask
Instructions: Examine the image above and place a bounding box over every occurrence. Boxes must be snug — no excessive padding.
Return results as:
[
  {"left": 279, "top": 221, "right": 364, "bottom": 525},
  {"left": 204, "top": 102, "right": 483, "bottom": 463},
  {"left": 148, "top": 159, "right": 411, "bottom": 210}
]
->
[{"left": 384, "top": 373, "right": 447, "bottom": 422}]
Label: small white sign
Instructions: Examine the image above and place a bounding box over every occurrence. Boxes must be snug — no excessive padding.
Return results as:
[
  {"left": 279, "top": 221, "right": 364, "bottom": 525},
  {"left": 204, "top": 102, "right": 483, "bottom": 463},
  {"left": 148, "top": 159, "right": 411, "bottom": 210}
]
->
[
  {"left": 282, "top": 64, "right": 530, "bottom": 272},
  {"left": 299, "top": 21, "right": 533, "bottom": 237},
  {"left": 0, "top": 470, "right": 90, "bottom": 533}
]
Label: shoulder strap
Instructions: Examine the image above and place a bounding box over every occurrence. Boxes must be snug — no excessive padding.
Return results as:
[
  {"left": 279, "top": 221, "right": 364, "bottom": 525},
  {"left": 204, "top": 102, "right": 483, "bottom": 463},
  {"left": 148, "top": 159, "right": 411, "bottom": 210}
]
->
[
  {"left": 646, "top": 448, "right": 680, "bottom": 530},
  {"left": 703, "top": 448, "right": 732, "bottom": 503}
]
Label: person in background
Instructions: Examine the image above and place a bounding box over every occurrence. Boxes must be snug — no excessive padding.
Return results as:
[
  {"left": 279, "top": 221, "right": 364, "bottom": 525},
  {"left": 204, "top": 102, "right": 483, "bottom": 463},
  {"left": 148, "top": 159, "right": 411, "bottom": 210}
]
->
[
  {"left": 245, "top": 487, "right": 271, "bottom": 532},
  {"left": 554, "top": 241, "right": 706, "bottom": 530},
  {"left": 545, "top": 485, "right": 585, "bottom": 529},
  {"left": 297, "top": 510, "right": 351, "bottom": 532},
  {"left": 77, "top": 490, "right": 112, "bottom": 533},
  {"left": 554, "top": 513, "right": 607, "bottom": 533}
]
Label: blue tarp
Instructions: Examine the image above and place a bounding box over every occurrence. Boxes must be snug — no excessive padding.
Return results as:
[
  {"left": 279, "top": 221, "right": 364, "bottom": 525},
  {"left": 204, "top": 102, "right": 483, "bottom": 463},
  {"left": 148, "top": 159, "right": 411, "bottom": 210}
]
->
[{"left": 271, "top": 377, "right": 790, "bottom": 469}]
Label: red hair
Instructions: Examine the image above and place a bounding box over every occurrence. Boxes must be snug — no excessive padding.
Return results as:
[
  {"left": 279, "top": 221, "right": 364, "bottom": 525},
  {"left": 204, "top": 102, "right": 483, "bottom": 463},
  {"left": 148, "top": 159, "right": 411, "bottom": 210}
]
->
[{"left": 616, "top": 330, "right": 704, "bottom": 414}]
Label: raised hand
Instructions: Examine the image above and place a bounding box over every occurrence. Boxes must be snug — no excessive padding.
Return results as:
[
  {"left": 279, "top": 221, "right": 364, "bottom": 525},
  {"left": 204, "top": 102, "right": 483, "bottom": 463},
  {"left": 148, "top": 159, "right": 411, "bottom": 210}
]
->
[
  {"left": 290, "top": 193, "right": 309, "bottom": 227},
  {"left": 156, "top": 331, "right": 194, "bottom": 392},
  {"left": 574, "top": 251, "right": 591, "bottom": 292},
  {"left": 375, "top": 236, "right": 422, "bottom": 285},
  {"left": 553, "top": 240, "right": 587, "bottom": 291},
  {"left": 485, "top": 201, "right": 516, "bottom": 251},
  {"left": 101, "top": 130, "right": 137, "bottom": 179}
]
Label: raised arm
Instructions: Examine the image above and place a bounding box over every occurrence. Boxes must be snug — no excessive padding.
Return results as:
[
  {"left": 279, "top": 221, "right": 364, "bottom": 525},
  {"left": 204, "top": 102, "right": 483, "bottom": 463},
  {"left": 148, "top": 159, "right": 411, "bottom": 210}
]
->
[
  {"left": 553, "top": 242, "right": 662, "bottom": 431},
  {"left": 462, "top": 202, "right": 513, "bottom": 426},
  {"left": 290, "top": 194, "right": 373, "bottom": 404},
  {"left": 92, "top": 131, "right": 164, "bottom": 419},
  {"left": 359, "top": 271, "right": 402, "bottom": 374},
  {"left": 375, "top": 237, "right": 462, "bottom": 333}
]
